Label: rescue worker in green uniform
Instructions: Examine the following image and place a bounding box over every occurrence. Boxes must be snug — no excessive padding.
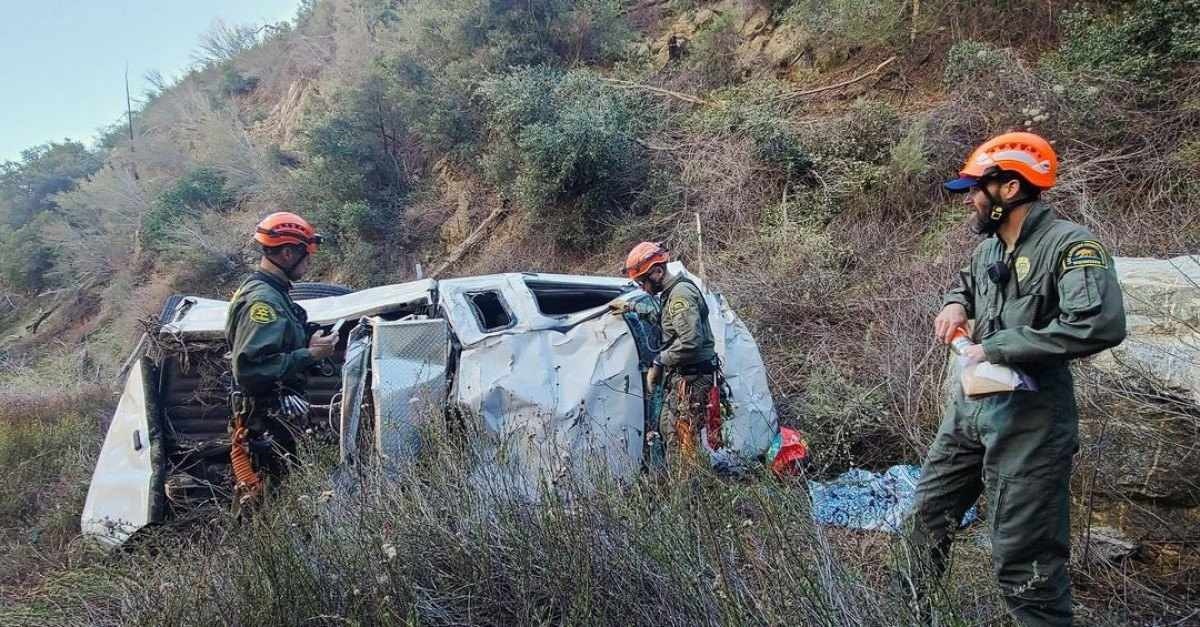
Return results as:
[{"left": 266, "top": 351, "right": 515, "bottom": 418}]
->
[
  {"left": 620, "top": 242, "right": 720, "bottom": 465},
  {"left": 226, "top": 212, "right": 336, "bottom": 498},
  {"left": 907, "top": 132, "right": 1126, "bottom": 626}
]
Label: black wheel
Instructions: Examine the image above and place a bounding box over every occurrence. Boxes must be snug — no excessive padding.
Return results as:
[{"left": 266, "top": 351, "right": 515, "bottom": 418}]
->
[
  {"left": 157, "top": 294, "right": 186, "bottom": 324},
  {"left": 289, "top": 282, "right": 354, "bottom": 300}
]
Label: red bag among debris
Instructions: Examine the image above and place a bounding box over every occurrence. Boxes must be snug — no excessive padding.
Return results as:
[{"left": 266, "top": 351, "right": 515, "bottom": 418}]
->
[{"left": 770, "top": 427, "right": 810, "bottom": 476}]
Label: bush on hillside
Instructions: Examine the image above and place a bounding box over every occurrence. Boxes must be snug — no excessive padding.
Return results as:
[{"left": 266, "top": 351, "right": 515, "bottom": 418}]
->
[
  {"left": 693, "top": 90, "right": 813, "bottom": 185},
  {"left": 220, "top": 66, "right": 259, "bottom": 97},
  {"left": 481, "top": 67, "right": 650, "bottom": 248},
  {"left": 141, "top": 168, "right": 235, "bottom": 254},
  {"left": 401, "top": 0, "right": 631, "bottom": 71},
  {"left": 780, "top": 0, "right": 909, "bottom": 51},
  {"left": 0, "top": 219, "right": 57, "bottom": 295},
  {"left": 1051, "top": 0, "right": 1200, "bottom": 86},
  {"left": 681, "top": 11, "right": 743, "bottom": 89}
]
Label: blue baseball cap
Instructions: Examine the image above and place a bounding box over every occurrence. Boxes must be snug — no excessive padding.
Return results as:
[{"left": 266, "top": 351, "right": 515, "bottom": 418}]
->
[{"left": 943, "top": 175, "right": 978, "bottom": 192}]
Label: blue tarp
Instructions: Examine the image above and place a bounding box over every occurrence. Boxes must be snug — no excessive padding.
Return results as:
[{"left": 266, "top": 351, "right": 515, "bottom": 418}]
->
[{"left": 808, "top": 465, "right": 978, "bottom": 533}]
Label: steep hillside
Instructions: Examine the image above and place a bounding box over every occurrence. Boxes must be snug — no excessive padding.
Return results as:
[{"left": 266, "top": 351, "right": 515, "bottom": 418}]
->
[{"left": 2, "top": 0, "right": 1199, "bottom": 623}]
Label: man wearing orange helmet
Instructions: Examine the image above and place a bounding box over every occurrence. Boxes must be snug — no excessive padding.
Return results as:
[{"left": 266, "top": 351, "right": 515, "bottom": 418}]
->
[
  {"left": 621, "top": 242, "right": 719, "bottom": 465},
  {"left": 225, "top": 212, "right": 337, "bottom": 497},
  {"left": 907, "top": 133, "right": 1126, "bottom": 625}
]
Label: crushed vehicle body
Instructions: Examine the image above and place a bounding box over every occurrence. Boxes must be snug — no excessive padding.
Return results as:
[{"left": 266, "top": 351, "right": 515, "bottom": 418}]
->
[{"left": 81, "top": 264, "right": 779, "bottom": 546}]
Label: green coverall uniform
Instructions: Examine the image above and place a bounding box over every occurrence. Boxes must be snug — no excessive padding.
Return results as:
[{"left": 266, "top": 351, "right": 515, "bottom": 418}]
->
[
  {"left": 655, "top": 274, "right": 720, "bottom": 459},
  {"left": 909, "top": 202, "right": 1126, "bottom": 625},
  {"left": 225, "top": 270, "right": 318, "bottom": 477}
]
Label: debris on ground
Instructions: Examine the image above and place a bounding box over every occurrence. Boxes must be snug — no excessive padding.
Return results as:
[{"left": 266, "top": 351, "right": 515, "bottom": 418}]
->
[{"left": 808, "top": 464, "right": 978, "bottom": 533}]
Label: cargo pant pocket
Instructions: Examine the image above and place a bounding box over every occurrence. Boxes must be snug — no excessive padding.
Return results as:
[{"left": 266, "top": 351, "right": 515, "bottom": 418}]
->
[{"left": 990, "top": 472, "right": 1071, "bottom": 604}]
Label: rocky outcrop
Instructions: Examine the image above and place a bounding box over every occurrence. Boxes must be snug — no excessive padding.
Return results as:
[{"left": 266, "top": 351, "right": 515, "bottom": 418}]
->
[
  {"left": 646, "top": 1, "right": 845, "bottom": 75},
  {"left": 1092, "top": 256, "right": 1200, "bottom": 403},
  {"left": 1081, "top": 255, "right": 1200, "bottom": 507}
]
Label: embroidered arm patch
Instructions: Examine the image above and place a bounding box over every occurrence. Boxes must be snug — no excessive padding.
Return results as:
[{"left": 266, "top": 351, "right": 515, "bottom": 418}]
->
[
  {"left": 1061, "top": 240, "right": 1109, "bottom": 272},
  {"left": 667, "top": 299, "right": 688, "bottom": 316},
  {"left": 248, "top": 301, "right": 278, "bottom": 324}
]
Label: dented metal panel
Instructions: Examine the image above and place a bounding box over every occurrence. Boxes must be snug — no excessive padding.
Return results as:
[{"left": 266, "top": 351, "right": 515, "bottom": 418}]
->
[
  {"left": 339, "top": 324, "right": 373, "bottom": 465},
  {"left": 371, "top": 318, "right": 450, "bottom": 463},
  {"left": 81, "top": 356, "right": 157, "bottom": 545},
  {"left": 454, "top": 311, "right": 644, "bottom": 496}
]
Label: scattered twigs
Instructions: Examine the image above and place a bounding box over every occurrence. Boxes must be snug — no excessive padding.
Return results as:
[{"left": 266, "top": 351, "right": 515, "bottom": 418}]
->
[
  {"left": 598, "top": 77, "right": 712, "bottom": 106},
  {"left": 774, "top": 56, "right": 898, "bottom": 102}
]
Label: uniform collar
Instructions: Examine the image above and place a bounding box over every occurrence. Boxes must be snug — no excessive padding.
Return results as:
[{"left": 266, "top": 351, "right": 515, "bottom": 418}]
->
[
  {"left": 1010, "top": 201, "right": 1055, "bottom": 248},
  {"left": 251, "top": 270, "right": 292, "bottom": 296},
  {"left": 659, "top": 272, "right": 687, "bottom": 297}
]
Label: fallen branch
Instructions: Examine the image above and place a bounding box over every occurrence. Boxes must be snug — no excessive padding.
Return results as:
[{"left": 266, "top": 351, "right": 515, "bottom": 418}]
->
[
  {"left": 598, "top": 77, "right": 712, "bottom": 107},
  {"left": 775, "top": 56, "right": 898, "bottom": 102},
  {"left": 430, "top": 204, "right": 511, "bottom": 278},
  {"left": 25, "top": 303, "right": 61, "bottom": 335}
]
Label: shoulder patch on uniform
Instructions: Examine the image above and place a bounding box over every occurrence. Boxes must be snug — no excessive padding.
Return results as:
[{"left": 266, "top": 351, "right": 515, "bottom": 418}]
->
[
  {"left": 1061, "top": 240, "right": 1109, "bottom": 272},
  {"left": 668, "top": 299, "right": 688, "bottom": 316},
  {"left": 248, "top": 301, "right": 278, "bottom": 324}
]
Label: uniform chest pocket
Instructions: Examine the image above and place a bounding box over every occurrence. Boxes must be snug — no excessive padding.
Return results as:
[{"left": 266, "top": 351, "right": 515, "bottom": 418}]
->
[{"left": 1000, "top": 294, "right": 1041, "bottom": 330}]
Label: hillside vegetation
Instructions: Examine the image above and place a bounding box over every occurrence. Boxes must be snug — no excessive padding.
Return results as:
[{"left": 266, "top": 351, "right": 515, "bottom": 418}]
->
[{"left": 2, "top": 1, "right": 1199, "bottom": 624}]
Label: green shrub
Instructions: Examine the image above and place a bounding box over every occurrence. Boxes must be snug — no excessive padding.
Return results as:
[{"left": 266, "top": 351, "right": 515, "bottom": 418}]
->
[
  {"left": 141, "top": 168, "right": 235, "bottom": 253},
  {"left": 0, "top": 218, "right": 57, "bottom": 294},
  {"left": 219, "top": 66, "right": 259, "bottom": 96},
  {"left": 399, "top": 0, "right": 632, "bottom": 72},
  {"left": 681, "top": 11, "right": 743, "bottom": 89},
  {"left": 481, "top": 67, "right": 650, "bottom": 248},
  {"left": 694, "top": 91, "right": 813, "bottom": 183},
  {"left": 1052, "top": 0, "right": 1200, "bottom": 86},
  {"left": 780, "top": 0, "right": 908, "bottom": 50}
]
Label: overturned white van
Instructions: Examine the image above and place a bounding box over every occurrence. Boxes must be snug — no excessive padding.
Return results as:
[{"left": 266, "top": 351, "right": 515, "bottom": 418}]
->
[{"left": 81, "top": 264, "right": 779, "bottom": 546}]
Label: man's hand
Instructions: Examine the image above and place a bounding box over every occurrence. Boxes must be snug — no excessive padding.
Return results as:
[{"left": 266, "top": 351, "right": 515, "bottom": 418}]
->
[
  {"left": 646, "top": 363, "right": 664, "bottom": 390},
  {"left": 309, "top": 330, "right": 337, "bottom": 360},
  {"left": 934, "top": 304, "right": 968, "bottom": 345},
  {"left": 608, "top": 300, "right": 632, "bottom": 316}
]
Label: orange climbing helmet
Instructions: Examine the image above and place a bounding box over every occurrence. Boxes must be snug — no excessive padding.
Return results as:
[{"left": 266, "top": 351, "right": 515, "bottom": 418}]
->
[
  {"left": 623, "top": 242, "right": 669, "bottom": 280},
  {"left": 944, "top": 132, "right": 1058, "bottom": 192},
  {"left": 254, "top": 212, "right": 323, "bottom": 254}
]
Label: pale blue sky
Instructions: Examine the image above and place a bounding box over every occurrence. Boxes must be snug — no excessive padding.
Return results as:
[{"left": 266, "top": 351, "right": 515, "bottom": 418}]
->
[{"left": 0, "top": 0, "right": 301, "bottom": 163}]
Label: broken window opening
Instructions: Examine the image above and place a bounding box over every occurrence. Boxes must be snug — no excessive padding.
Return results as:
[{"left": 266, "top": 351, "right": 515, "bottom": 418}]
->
[
  {"left": 467, "top": 291, "right": 514, "bottom": 332},
  {"left": 524, "top": 280, "right": 633, "bottom": 316}
]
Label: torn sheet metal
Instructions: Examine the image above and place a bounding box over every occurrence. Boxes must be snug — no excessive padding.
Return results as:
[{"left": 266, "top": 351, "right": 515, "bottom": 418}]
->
[
  {"left": 339, "top": 323, "right": 373, "bottom": 465},
  {"left": 165, "top": 280, "right": 436, "bottom": 337},
  {"left": 437, "top": 273, "right": 634, "bottom": 347},
  {"left": 371, "top": 318, "right": 449, "bottom": 463},
  {"left": 453, "top": 312, "right": 643, "bottom": 497},
  {"left": 81, "top": 357, "right": 157, "bottom": 546}
]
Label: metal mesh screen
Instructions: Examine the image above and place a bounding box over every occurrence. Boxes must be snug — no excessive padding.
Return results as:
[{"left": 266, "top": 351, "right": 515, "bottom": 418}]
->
[{"left": 371, "top": 318, "right": 449, "bottom": 462}]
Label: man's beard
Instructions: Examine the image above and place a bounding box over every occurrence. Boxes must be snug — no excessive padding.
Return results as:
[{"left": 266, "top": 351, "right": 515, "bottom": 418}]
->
[{"left": 968, "top": 206, "right": 1001, "bottom": 235}]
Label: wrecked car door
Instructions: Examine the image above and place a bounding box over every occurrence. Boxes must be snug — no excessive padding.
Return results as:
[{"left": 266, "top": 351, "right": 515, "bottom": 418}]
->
[{"left": 81, "top": 355, "right": 162, "bottom": 546}]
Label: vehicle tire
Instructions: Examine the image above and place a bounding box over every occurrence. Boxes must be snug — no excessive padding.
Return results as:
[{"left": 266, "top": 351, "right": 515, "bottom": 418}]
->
[
  {"left": 157, "top": 294, "right": 186, "bottom": 324},
  {"left": 290, "top": 281, "right": 354, "bottom": 300}
]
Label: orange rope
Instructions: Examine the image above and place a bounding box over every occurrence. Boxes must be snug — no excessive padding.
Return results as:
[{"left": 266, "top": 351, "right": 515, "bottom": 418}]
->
[{"left": 230, "top": 414, "right": 262, "bottom": 499}]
